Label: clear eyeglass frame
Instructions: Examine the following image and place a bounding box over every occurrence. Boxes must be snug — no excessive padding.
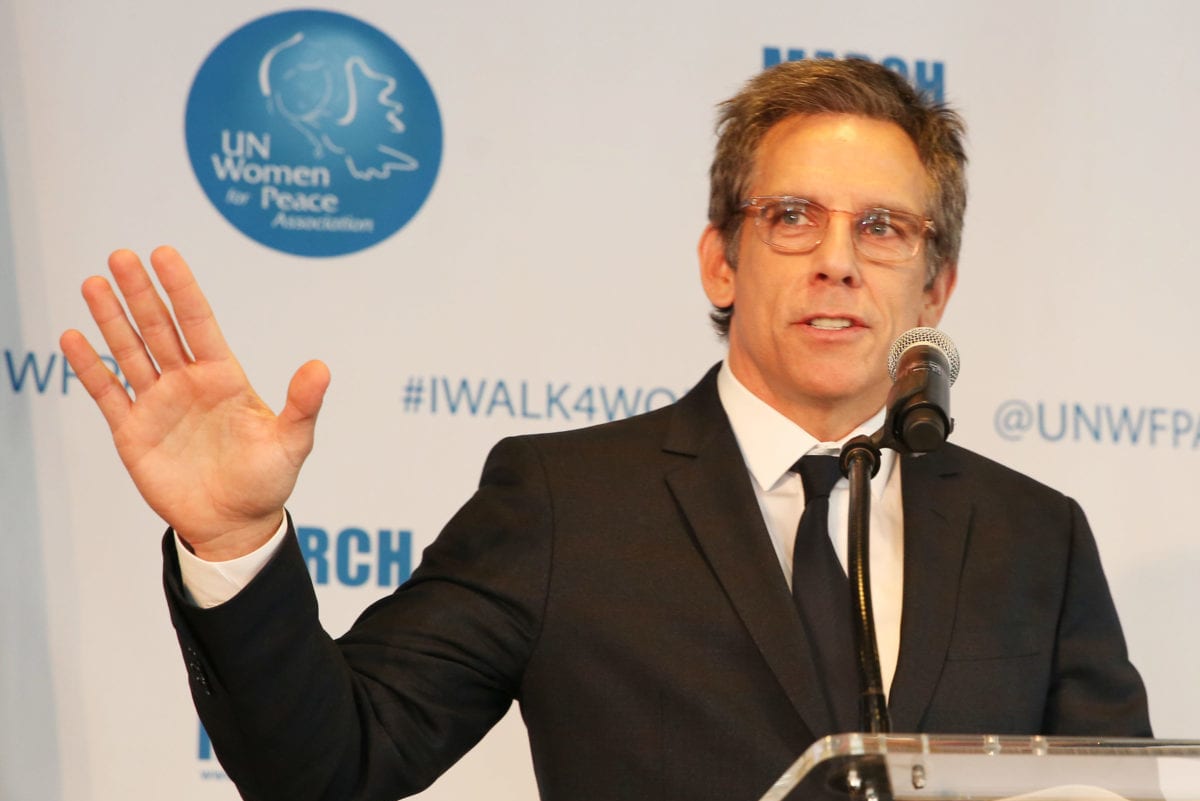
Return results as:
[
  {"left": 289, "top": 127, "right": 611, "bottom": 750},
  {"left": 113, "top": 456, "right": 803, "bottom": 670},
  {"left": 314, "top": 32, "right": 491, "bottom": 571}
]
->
[{"left": 739, "top": 196, "right": 935, "bottom": 264}]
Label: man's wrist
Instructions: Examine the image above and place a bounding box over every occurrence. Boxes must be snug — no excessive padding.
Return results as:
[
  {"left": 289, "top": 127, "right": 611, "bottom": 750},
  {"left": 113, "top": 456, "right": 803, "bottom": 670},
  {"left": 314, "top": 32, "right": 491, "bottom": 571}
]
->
[
  {"left": 179, "top": 510, "right": 287, "bottom": 562},
  {"left": 175, "top": 512, "right": 290, "bottom": 608}
]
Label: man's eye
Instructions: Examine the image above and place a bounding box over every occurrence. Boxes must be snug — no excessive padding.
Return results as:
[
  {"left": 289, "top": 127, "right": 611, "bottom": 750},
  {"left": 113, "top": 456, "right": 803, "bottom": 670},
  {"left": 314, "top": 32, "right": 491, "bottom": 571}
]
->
[
  {"left": 777, "top": 205, "right": 812, "bottom": 227},
  {"left": 861, "top": 212, "right": 900, "bottom": 238}
]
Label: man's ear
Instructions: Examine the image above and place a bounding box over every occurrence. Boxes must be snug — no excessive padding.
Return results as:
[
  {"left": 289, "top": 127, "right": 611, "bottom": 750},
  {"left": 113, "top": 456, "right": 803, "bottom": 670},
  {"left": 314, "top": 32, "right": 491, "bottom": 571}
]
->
[
  {"left": 918, "top": 262, "right": 957, "bottom": 327},
  {"left": 698, "top": 224, "right": 736, "bottom": 309}
]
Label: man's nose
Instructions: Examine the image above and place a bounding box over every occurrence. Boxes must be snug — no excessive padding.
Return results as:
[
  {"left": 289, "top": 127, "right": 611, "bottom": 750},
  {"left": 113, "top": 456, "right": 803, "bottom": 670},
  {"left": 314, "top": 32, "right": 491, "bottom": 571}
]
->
[{"left": 810, "top": 213, "right": 862, "bottom": 286}]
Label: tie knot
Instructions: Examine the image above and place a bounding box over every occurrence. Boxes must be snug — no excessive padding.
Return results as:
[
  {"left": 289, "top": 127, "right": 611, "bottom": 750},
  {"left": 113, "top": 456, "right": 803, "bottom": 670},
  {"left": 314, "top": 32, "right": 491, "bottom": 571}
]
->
[{"left": 794, "top": 454, "right": 842, "bottom": 500}]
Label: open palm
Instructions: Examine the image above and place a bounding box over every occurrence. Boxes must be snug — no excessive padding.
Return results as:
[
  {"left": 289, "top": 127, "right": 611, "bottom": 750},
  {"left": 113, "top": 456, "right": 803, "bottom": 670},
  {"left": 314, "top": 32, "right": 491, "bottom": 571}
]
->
[{"left": 60, "top": 247, "right": 329, "bottom": 559}]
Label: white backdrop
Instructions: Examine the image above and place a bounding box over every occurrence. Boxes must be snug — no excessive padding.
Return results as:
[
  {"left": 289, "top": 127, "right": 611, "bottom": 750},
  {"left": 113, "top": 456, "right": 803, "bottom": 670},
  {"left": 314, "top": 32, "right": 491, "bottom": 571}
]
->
[{"left": 3, "top": 1, "right": 1200, "bottom": 799}]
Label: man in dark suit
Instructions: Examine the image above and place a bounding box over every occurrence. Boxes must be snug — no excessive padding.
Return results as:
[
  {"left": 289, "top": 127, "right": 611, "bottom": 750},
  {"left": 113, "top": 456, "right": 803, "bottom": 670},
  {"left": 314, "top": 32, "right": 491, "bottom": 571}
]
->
[{"left": 62, "top": 58, "right": 1150, "bottom": 801}]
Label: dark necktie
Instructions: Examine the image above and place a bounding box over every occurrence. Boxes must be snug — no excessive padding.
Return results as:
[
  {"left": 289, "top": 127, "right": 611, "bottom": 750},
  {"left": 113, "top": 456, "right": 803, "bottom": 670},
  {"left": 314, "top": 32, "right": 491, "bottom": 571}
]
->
[{"left": 791, "top": 454, "right": 858, "bottom": 733}]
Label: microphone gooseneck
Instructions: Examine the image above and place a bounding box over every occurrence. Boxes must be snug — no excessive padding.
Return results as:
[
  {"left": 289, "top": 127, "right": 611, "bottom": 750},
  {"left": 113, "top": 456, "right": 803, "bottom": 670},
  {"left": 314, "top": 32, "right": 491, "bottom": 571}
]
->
[{"left": 837, "top": 327, "right": 961, "bottom": 742}]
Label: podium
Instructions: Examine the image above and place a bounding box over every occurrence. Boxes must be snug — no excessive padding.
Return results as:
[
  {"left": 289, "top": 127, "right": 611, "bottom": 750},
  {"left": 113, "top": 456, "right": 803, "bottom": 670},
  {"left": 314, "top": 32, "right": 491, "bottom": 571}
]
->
[{"left": 760, "top": 734, "right": 1200, "bottom": 801}]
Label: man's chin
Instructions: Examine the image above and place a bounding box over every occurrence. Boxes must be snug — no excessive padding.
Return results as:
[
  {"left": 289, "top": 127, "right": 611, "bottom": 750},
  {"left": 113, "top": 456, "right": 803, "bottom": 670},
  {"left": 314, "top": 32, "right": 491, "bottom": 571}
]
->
[{"left": 791, "top": 378, "right": 890, "bottom": 416}]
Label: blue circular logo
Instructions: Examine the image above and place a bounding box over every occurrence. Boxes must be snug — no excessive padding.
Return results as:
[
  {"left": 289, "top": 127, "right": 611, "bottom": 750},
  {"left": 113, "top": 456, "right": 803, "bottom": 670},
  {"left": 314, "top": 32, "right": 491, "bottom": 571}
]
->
[{"left": 185, "top": 10, "right": 442, "bottom": 257}]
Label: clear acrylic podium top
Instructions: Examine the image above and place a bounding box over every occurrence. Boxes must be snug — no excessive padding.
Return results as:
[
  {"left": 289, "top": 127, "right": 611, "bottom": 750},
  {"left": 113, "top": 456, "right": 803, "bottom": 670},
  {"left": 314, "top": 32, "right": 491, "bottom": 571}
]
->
[{"left": 759, "top": 734, "right": 1200, "bottom": 801}]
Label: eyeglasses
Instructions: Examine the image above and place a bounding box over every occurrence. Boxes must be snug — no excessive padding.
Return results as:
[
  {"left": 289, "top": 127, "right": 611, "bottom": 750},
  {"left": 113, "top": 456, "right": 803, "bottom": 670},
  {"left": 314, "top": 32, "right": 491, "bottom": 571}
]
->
[{"left": 739, "top": 196, "right": 934, "bottom": 264}]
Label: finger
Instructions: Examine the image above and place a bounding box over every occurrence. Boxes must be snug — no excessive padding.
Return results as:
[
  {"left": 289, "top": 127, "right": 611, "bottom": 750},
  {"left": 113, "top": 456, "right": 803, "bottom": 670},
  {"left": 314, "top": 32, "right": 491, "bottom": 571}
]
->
[
  {"left": 147, "top": 245, "right": 234, "bottom": 364},
  {"left": 107, "top": 248, "right": 192, "bottom": 371},
  {"left": 277, "top": 359, "right": 331, "bottom": 462},
  {"left": 79, "top": 274, "right": 164, "bottom": 395},
  {"left": 60, "top": 329, "right": 132, "bottom": 431}
]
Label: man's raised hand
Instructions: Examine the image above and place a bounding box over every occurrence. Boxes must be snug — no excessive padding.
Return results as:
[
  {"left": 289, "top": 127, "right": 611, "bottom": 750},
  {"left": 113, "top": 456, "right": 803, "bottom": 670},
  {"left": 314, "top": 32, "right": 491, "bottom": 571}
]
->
[{"left": 59, "top": 246, "right": 330, "bottom": 560}]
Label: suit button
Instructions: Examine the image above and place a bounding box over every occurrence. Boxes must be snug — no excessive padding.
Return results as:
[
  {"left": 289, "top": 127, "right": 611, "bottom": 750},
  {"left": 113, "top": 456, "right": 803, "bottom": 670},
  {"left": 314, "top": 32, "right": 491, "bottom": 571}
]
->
[{"left": 188, "top": 660, "right": 212, "bottom": 696}]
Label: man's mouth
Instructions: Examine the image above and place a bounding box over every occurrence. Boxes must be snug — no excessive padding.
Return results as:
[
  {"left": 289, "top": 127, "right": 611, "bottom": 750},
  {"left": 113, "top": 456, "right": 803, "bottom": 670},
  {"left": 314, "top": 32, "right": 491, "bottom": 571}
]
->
[{"left": 807, "top": 317, "right": 854, "bottom": 330}]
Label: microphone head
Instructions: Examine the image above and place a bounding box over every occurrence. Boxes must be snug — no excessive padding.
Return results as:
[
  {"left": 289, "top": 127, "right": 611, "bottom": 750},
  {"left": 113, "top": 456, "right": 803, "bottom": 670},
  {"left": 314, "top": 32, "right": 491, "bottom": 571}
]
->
[{"left": 888, "top": 327, "right": 961, "bottom": 385}]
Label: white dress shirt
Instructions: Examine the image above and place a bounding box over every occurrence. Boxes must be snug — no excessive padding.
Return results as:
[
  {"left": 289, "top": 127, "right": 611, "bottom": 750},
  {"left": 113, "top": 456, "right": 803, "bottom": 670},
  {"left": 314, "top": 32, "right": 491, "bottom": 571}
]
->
[
  {"left": 715, "top": 362, "right": 904, "bottom": 696},
  {"left": 179, "top": 361, "right": 906, "bottom": 694}
]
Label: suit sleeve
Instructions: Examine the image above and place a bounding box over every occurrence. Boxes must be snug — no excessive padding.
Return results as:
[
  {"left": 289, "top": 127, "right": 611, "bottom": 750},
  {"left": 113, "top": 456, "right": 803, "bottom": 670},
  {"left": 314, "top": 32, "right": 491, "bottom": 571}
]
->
[
  {"left": 1043, "top": 498, "right": 1152, "bottom": 737},
  {"left": 163, "top": 436, "right": 554, "bottom": 801}
]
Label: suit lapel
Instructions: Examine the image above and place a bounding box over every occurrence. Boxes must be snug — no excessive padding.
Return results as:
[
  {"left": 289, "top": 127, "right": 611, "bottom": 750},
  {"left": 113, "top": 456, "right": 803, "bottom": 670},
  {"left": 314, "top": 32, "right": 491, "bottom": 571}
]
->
[
  {"left": 887, "top": 446, "right": 971, "bottom": 731},
  {"left": 662, "top": 367, "right": 837, "bottom": 739}
]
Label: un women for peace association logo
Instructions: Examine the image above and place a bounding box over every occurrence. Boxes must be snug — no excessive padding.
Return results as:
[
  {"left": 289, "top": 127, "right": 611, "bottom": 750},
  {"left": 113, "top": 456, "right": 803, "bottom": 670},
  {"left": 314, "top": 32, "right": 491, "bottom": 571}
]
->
[{"left": 185, "top": 10, "right": 442, "bottom": 257}]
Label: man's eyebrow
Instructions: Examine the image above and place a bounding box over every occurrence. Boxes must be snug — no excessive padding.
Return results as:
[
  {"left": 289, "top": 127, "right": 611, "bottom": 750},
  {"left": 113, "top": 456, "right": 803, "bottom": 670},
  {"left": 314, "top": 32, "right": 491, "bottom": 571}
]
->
[{"left": 758, "top": 193, "right": 924, "bottom": 213}]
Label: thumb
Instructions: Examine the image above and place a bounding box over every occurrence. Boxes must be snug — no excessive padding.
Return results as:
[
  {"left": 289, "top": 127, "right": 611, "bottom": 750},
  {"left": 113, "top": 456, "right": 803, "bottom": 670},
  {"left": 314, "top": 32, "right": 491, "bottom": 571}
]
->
[{"left": 278, "top": 359, "right": 331, "bottom": 458}]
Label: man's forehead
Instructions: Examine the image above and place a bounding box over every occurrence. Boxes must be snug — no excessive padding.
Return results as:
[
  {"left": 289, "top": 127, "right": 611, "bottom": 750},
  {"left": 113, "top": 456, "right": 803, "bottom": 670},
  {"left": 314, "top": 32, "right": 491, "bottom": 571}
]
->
[{"left": 750, "top": 112, "right": 930, "bottom": 209}]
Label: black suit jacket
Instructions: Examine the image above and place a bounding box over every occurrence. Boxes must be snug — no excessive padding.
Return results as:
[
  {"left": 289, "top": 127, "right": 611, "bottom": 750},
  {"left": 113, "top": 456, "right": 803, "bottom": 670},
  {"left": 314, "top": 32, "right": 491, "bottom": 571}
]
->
[{"left": 165, "top": 365, "right": 1151, "bottom": 801}]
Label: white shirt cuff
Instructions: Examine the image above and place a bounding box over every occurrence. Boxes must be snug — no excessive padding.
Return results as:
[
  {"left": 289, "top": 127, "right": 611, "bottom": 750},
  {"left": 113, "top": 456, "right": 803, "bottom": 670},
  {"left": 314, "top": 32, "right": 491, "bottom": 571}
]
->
[{"left": 175, "top": 514, "right": 290, "bottom": 609}]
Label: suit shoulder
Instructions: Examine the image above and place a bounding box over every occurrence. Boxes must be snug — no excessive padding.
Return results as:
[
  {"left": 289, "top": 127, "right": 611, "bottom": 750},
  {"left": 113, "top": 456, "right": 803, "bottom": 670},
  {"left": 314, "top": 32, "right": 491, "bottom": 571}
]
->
[
  {"left": 491, "top": 402, "right": 677, "bottom": 465},
  {"left": 938, "top": 441, "right": 1073, "bottom": 505}
]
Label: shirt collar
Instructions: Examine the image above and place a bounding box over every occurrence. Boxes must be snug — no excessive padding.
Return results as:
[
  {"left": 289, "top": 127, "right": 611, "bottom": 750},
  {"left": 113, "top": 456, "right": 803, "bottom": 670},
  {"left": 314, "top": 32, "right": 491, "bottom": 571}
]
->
[{"left": 716, "top": 360, "right": 895, "bottom": 495}]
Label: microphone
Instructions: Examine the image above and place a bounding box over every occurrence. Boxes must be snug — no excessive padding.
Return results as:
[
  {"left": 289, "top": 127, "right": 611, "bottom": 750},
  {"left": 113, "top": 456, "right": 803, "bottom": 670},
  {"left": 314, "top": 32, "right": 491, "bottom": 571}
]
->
[{"left": 884, "top": 327, "right": 960, "bottom": 454}]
